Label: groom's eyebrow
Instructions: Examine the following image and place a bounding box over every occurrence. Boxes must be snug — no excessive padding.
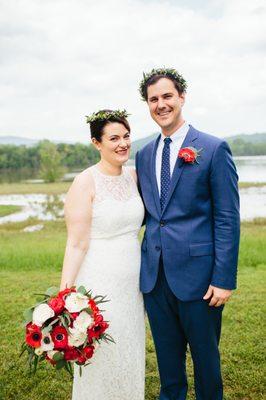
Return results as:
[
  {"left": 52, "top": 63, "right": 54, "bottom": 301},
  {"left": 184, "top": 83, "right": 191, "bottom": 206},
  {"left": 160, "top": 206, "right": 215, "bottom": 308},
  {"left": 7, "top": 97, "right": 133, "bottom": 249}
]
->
[{"left": 149, "top": 92, "right": 173, "bottom": 101}]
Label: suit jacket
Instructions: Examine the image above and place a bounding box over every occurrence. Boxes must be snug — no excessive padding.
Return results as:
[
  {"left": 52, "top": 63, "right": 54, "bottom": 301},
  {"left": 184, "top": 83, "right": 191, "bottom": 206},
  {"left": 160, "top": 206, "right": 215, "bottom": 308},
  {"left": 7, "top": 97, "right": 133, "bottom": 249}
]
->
[{"left": 136, "top": 125, "right": 240, "bottom": 301}]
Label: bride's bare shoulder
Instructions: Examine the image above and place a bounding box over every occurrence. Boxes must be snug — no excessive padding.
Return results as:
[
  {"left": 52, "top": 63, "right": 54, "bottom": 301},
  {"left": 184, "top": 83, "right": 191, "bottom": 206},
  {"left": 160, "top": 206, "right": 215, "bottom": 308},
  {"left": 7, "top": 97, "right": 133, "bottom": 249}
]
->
[{"left": 66, "top": 166, "right": 95, "bottom": 198}]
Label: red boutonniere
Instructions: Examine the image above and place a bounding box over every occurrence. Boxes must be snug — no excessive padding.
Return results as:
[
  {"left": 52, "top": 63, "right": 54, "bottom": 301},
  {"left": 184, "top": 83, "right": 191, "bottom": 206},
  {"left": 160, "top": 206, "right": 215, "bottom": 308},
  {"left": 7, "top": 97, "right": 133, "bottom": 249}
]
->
[{"left": 178, "top": 146, "right": 202, "bottom": 164}]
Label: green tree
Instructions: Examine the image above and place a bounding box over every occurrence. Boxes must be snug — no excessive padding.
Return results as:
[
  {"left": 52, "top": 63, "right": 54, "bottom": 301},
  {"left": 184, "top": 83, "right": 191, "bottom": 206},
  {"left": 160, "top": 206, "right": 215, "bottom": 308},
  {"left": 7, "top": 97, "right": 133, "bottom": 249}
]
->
[{"left": 39, "top": 140, "right": 65, "bottom": 183}]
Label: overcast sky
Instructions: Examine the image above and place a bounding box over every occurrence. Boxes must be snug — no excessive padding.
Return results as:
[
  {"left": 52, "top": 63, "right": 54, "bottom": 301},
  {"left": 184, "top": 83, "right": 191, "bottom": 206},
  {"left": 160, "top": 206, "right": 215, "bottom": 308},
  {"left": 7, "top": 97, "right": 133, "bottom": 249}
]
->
[{"left": 0, "top": 0, "right": 265, "bottom": 143}]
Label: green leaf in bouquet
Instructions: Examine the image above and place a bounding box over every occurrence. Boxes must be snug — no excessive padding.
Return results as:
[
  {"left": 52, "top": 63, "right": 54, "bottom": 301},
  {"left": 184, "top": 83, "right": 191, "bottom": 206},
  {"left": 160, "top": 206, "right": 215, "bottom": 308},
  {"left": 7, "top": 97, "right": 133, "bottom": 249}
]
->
[
  {"left": 77, "top": 285, "right": 87, "bottom": 295},
  {"left": 62, "top": 312, "right": 71, "bottom": 325},
  {"left": 58, "top": 315, "right": 71, "bottom": 334},
  {"left": 45, "top": 317, "right": 59, "bottom": 331},
  {"left": 55, "top": 359, "right": 66, "bottom": 370},
  {"left": 53, "top": 351, "right": 64, "bottom": 362},
  {"left": 81, "top": 307, "right": 93, "bottom": 315},
  {"left": 64, "top": 361, "right": 74, "bottom": 377},
  {"left": 33, "top": 355, "right": 39, "bottom": 374},
  {"left": 28, "top": 351, "right": 35, "bottom": 372},
  {"left": 93, "top": 295, "right": 110, "bottom": 305},
  {"left": 23, "top": 308, "right": 33, "bottom": 324},
  {"left": 19, "top": 342, "right": 28, "bottom": 358},
  {"left": 45, "top": 286, "right": 59, "bottom": 297},
  {"left": 102, "top": 333, "right": 115, "bottom": 344},
  {"left": 42, "top": 325, "right": 53, "bottom": 335},
  {"left": 33, "top": 297, "right": 50, "bottom": 308}
]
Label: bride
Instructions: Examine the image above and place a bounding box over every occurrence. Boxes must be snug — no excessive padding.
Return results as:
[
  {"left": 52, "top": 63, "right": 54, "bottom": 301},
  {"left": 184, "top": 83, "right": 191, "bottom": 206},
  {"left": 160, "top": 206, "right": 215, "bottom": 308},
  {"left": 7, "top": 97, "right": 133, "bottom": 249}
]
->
[{"left": 59, "top": 109, "right": 145, "bottom": 400}]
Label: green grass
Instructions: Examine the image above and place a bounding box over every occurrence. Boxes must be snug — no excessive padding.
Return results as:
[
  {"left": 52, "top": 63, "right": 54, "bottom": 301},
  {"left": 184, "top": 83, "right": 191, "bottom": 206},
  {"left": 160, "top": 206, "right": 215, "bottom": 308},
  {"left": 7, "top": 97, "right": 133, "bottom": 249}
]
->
[
  {"left": 239, "top": 182, "right": 266, "bottom": 188},
  {"left": 0, "top": 181, "right": 71, "bottom": 195},
  {"left": 0, "top": 205, "right": 22, "bottom": 217},
  {"left": 0, "top": 180, "right": 265, "bottom": 196},
  {"left": 0, "top": 219, "right": 265, "bottom": 399}
]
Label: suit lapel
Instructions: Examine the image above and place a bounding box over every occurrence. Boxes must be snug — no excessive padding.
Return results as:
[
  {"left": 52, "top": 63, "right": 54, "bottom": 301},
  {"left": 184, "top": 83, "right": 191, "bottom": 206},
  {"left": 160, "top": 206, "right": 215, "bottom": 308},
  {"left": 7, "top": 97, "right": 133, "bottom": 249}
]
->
[
  {"left": 161, "top": 125, "right": 198, "bottom": 214},
  {"left": 150, "top": 134, "right": 161, "bottom": 216}
]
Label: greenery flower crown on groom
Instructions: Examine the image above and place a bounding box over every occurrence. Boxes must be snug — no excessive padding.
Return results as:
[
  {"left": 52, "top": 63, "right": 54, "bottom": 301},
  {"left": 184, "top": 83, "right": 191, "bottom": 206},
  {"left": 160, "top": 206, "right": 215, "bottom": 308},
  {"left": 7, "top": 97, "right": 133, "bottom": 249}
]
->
[
  {"left": 139, "top": 67, "right": 188, "bottom": 101},
  {"left": 86, "top": 109, "right": 130, "bottom": 124}
]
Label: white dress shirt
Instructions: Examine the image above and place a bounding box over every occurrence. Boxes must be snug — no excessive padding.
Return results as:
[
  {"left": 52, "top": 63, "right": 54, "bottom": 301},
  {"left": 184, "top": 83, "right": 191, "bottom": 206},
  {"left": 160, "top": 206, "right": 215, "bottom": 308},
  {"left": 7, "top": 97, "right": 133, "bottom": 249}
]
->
[{"left": 156, "top": 121, "right": 190, "bottom": 195}]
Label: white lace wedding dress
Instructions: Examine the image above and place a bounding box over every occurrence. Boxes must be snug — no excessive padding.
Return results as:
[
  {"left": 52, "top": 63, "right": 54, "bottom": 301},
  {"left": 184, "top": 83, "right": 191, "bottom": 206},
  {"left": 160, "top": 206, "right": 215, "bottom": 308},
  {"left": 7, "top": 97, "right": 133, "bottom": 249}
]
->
[{"left": 72, "top": 165, "right": 145, "bottom": 400}]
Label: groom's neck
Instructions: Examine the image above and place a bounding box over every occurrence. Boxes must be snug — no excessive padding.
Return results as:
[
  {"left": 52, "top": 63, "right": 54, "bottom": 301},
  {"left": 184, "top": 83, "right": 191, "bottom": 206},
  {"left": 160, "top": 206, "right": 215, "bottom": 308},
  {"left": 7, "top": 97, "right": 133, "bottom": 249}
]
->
[{"left": 161, "top": 117, "right": 185, "bottom": 137}]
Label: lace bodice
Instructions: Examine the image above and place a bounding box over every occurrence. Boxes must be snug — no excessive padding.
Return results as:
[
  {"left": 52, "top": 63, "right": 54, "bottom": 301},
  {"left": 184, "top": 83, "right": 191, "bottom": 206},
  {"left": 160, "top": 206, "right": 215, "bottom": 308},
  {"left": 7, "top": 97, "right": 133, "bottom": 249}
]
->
[{"left": 89, "top": 166, "right": 144, "bottom": 239}]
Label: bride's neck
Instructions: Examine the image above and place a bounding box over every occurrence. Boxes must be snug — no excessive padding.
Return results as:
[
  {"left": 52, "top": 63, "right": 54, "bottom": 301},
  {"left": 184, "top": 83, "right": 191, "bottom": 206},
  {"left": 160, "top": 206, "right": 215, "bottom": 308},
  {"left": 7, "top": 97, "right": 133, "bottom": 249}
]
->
[{"left": 97, "top": 160, "right": 122, "bottom": 176}]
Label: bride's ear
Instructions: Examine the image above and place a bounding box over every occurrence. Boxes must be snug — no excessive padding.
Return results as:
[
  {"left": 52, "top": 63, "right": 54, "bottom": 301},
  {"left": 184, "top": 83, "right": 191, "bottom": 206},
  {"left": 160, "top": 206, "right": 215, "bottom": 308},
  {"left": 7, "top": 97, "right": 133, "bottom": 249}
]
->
[{"left": 92, "top": 138, "right": 101, "bottom": 152}]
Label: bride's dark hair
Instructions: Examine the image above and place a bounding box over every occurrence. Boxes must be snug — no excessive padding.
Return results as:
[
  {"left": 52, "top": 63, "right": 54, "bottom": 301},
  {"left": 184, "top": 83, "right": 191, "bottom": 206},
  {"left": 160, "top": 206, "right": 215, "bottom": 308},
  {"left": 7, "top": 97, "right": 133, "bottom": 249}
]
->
[{"left": 89, "top": 110, "right": 130, "bottom": 142}]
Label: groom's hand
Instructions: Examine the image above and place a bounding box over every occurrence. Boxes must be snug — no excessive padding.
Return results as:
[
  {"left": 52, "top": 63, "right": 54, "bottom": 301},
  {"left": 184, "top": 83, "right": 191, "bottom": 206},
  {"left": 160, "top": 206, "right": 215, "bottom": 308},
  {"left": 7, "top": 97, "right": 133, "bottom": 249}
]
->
[{"left": 203, "top": 285, "right": 232, "bottom": 307}]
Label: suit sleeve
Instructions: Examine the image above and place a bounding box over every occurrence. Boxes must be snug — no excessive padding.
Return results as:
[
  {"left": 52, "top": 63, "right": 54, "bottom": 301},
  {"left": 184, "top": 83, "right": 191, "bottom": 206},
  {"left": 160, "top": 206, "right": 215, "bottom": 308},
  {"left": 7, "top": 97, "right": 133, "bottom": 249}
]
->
[{"left": 210, "top": 141, "right": 240, "bottom": 290}]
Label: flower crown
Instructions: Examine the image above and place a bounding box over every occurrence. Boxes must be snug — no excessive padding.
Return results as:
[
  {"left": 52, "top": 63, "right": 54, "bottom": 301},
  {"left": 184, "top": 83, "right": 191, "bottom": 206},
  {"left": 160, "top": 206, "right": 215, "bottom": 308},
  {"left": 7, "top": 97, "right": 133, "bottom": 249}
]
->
[
  {"left": 139, "top": 67, "right": 187, "bottom": 101},
  {"left": 86, "top": 109, "right": 130, "bottom": 124}
]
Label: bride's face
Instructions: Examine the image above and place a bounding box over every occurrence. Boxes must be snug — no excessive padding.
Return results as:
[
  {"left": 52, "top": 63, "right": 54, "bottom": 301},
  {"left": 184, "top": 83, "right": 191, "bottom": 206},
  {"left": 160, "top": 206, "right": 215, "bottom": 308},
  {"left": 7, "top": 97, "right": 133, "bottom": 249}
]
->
[{"left": 93, "top": 122, "right": 131, "bottom": 166}]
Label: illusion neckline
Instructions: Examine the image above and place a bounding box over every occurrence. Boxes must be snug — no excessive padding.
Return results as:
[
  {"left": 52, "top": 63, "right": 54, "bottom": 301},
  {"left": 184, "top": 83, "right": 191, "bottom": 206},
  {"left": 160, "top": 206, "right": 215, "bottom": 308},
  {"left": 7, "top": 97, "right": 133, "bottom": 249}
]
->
[{"left": 93, "top": 165, "right": 124, "bottom": 178}]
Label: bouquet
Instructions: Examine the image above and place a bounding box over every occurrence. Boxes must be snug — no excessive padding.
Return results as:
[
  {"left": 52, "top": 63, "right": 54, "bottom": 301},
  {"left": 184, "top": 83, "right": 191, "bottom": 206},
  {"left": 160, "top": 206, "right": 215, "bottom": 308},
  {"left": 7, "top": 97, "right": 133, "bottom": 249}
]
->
[{"left": 20, "top": 285, "right": 114, "bottom": 376}]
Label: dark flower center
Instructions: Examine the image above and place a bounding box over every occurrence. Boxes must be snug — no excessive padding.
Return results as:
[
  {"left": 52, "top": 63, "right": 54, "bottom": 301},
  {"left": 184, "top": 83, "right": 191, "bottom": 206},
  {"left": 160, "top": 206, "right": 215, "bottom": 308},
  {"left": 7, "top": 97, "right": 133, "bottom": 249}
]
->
[
  {"left": 33, "top": 333, "right": 40, "bottom": 341},
  {"left": 94, "top": 326, "right": 101, "bottom": 332},
  {"left": 56, "top": 334, "right": 64, "bottom": 341},
  {"left": 43, "top": 337, "right": 51, "bottom": 344}
]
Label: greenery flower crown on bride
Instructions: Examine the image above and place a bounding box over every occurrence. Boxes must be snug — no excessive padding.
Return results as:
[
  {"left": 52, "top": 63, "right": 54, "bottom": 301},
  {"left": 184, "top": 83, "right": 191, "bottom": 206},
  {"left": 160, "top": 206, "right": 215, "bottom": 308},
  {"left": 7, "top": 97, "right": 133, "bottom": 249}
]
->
[
  {"left": 139, "top": 67, "right": 187, "bottom": 101},
  {"left": 86, "top": 109, "right": 130, "bottom": 124}
]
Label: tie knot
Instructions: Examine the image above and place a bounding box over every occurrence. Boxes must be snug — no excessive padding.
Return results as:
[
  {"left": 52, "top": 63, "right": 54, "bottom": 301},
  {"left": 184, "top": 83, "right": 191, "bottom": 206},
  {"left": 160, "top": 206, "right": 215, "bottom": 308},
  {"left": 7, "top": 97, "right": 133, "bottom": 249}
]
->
[{"left": 164, "top": 137, "right": 172, "bottom": 146}]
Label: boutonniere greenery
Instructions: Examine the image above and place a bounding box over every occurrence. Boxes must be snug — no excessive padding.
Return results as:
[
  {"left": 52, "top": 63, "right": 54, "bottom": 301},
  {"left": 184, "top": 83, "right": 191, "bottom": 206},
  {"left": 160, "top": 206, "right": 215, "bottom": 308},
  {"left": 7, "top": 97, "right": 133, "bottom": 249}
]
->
[{"left": 178, "top": 147, "right": 203, "bottom": 164}]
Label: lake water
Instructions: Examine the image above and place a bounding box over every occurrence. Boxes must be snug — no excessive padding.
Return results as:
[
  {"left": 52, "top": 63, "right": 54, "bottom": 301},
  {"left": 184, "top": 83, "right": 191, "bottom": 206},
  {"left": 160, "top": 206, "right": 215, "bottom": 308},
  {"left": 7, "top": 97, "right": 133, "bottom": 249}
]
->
[
  {"left": 0, "top": 156, "right": 265, "bottom": 224},
  {"left": 234, "top": 156, "right": 266, "bottom": 182}
]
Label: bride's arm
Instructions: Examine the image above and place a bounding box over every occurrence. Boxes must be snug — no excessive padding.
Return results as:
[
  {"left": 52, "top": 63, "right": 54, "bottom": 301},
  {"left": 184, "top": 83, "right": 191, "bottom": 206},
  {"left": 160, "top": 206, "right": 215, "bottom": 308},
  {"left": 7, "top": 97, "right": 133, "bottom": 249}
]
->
[{"left": 60, "top": 171, "right": 94, "bottom": 290}]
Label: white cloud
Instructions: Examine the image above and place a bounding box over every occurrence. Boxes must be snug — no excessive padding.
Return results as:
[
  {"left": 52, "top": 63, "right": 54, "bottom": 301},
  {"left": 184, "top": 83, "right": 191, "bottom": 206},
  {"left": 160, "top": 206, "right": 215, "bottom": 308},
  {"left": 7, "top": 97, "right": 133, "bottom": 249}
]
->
[{"left": 0, "top": 0, "right": 265, "bottom": 142}]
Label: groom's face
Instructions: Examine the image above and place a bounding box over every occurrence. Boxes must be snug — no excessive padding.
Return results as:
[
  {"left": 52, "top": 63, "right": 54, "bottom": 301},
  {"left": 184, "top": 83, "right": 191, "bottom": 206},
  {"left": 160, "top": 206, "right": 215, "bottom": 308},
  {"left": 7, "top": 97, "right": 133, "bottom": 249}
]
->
[{"left": 147, "top": 78, "right": 185, "bottom": 134}]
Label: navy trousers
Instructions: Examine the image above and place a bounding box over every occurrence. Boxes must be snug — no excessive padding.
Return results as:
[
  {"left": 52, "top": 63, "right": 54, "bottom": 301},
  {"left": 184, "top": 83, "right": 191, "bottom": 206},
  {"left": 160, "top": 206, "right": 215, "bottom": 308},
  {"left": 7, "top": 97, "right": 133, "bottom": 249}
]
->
[{"left": 144, "top": 261, "right": 223, "bottom": 400}]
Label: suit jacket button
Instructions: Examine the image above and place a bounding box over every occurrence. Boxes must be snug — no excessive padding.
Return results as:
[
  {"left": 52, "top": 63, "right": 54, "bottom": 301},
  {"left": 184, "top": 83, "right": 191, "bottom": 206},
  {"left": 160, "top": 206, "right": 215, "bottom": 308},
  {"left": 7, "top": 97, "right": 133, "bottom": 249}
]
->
[
  {"left": 160, "top": 221, "right": 165, "bottom": 227},
  {"left": 155, "top": 246, "right": 161, "bottom": 251}
]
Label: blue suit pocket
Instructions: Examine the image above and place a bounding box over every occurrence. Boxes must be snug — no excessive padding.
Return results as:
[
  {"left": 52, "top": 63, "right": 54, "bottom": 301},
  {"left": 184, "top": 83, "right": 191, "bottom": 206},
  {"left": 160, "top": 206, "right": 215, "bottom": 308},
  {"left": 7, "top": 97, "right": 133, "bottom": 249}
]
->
[{"left": 189, "top": 243, "right": 214, "bottom": 256}]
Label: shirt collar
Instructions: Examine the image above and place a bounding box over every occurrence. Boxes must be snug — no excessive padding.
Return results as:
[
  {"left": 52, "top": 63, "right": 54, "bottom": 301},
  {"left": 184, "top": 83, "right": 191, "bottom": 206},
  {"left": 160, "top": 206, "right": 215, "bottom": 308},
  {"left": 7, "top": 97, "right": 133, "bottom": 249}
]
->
[{"left": 161, "top": 121, "right": 189, "bottom": 143}]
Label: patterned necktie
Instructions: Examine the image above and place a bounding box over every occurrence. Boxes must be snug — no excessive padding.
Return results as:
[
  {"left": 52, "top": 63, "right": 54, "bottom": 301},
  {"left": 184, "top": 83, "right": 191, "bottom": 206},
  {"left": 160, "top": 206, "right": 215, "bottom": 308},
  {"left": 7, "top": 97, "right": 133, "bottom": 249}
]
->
[{"left": 160, "top": 137, "right": 172, "bottom": 210}]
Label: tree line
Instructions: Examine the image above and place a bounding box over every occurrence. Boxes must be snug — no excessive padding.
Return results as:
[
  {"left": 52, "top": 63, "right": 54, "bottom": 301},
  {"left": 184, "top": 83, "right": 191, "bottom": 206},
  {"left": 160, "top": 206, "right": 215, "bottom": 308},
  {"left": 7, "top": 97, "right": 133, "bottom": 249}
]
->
[
  {"left": 0, "top": 141, "right": 100, "bottom": 182},
  {"left": 0, "top": 141, "right": 99, "bottom": 170},
  {"left": 227, "top": 138, "right": 266, "bottom": 156},
  {"left": 0, "top": 137, "right": 265, "bottom": 176}
]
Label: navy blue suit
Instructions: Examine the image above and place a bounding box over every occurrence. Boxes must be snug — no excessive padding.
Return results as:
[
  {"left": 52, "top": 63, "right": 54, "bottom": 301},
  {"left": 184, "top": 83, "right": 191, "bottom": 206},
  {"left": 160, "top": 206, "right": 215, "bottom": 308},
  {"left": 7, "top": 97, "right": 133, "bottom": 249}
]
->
[{"left": 136, "top": 126, "right": 240, "bottom": 399}]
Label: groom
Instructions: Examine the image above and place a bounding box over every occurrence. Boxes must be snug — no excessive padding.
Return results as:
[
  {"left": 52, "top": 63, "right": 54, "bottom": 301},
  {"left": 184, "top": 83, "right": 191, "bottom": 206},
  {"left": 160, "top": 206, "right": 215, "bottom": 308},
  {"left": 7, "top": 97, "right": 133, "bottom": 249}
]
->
[{"left": 136, "top": 68, "right": 240, "bottom": 400}]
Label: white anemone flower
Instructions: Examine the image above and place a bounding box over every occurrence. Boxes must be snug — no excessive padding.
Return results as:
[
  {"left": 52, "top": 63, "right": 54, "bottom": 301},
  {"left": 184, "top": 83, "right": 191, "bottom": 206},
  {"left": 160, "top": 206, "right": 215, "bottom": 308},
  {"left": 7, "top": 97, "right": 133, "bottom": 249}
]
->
[
  {"left": 35, "top": 347, "right": 44, "bottom": 356},
  {"left": 40, "top": 333, "right": 54, "bottom": 352},
  {"left": 65, "top": 292, "right": 89, "bottom": 313},
  {"left": 68, "top": 327, "right": 87, "bottom": 347},
  {"left": 73, "top": 311, "right": 93, "bottom": 333},
  {"left": 32, "top": 303, "right": 55, "bottom": 327}
]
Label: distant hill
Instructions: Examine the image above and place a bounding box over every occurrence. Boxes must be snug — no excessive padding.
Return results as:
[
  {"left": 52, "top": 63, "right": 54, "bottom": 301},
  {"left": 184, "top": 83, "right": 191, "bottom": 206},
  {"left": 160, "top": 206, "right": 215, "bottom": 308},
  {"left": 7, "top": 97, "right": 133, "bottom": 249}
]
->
[
  {"left": 130, "top": 133, "right": 159, "bottom": 158},
  {"left": 226, "top": 133, "right": 266, "bottom": 144},
  {"left": 130, "top": 132, "right": 266, "bottom": 158},
  {"left": 1, "top": 132, "right": 266, "bottom": 157},
  {"left": 0, "top": 136, "right": 79, "bottom": 146},
  {"left": 0, "top": 136, "right": 38, "bottom": 146}
]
